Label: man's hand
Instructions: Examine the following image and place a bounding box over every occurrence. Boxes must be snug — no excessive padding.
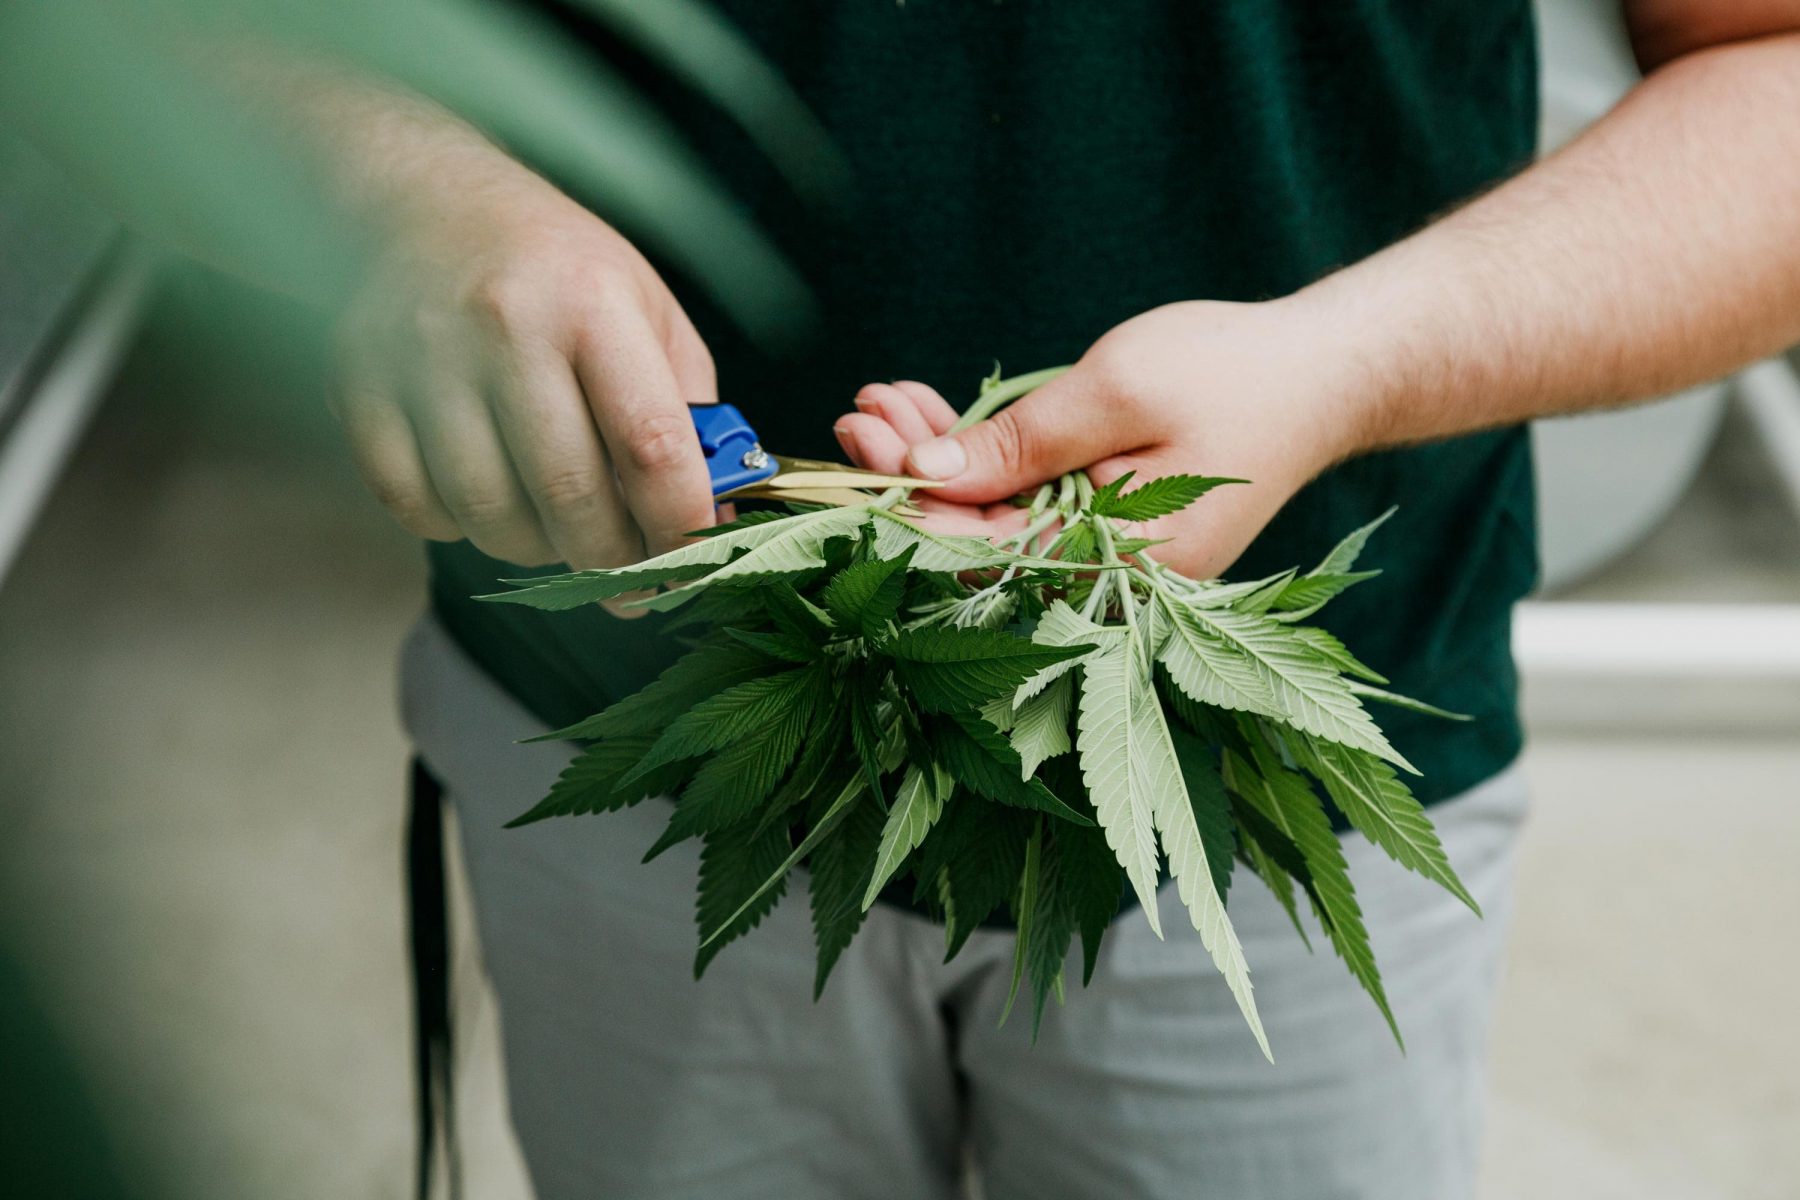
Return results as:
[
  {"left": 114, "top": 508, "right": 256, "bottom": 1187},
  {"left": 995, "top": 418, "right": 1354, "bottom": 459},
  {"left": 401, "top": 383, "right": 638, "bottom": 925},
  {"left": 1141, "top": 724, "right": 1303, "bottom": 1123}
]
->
[
  {"left": 833, "top": 299, "right": 1369, "bottom": 579},
  {"left": 331, "top": 156, "right": 718, "bottom": 570}
]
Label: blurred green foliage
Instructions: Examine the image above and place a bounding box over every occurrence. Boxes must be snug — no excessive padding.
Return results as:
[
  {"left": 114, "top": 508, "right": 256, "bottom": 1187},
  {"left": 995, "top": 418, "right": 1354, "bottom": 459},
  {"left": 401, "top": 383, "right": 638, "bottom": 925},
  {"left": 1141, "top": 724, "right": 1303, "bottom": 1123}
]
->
[{"left": 0, "top": 0, "right": 834, "bottom": 345}]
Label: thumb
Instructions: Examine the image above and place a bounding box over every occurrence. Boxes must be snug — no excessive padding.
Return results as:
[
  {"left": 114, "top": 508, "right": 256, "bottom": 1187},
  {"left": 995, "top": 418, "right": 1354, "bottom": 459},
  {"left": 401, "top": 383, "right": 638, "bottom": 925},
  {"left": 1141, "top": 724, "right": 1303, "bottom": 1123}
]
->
[{"left": 902, "top": 369, "right": 1138, "bottom": 503}]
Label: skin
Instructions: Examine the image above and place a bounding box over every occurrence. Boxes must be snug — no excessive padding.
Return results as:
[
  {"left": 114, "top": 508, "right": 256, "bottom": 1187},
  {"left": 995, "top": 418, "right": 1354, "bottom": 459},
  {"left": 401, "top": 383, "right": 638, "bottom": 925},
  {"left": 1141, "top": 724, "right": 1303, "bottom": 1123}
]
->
[
  {"left": 300, "top": 0, "right": 1800, "bottom": 582},
  {"left": 837, "top": 2, "right": 1800, "bottom": 578}
]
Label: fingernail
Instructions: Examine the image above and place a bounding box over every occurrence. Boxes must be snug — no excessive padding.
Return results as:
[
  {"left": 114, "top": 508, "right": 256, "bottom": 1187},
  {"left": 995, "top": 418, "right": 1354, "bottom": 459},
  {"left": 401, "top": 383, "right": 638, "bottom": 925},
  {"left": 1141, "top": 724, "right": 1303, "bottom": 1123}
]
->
[{"left": 907, "top": 437, "right": 966, "bottom": 480}]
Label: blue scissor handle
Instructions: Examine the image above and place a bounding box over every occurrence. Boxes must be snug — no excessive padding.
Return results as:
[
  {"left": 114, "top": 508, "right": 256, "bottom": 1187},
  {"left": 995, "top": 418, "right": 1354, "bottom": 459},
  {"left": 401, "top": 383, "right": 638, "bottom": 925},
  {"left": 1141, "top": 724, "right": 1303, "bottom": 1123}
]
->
[{"left": 690, "top": 403, "right": 779, "bottom": 496}]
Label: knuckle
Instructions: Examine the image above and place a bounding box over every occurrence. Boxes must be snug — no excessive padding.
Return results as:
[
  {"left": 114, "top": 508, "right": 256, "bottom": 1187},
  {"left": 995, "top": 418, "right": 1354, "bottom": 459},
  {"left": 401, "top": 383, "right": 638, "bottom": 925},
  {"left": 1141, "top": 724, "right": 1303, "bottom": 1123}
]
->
[
  {"left": 534, "top": 465, "right": 608, "bottom": 511},
  {"left": 462, "top": 272, "right": 535, "bottom": 335},
  {"left": 982, "top": 409, "right": 1034, "bottom": 478},
  {"left": 617, "top": 411, "right": 695, "bottom": 475},
  {"left": 447, "top": 488, "right": 518, "bottom": 532}
]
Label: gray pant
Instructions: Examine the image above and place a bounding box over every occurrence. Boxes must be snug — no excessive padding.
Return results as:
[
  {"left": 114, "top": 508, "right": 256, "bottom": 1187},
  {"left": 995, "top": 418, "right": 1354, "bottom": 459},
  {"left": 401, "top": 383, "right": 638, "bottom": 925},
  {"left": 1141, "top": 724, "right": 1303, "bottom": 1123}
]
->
[{"left": 402, "top": 617, "right": 1529, "bottom": 1200}]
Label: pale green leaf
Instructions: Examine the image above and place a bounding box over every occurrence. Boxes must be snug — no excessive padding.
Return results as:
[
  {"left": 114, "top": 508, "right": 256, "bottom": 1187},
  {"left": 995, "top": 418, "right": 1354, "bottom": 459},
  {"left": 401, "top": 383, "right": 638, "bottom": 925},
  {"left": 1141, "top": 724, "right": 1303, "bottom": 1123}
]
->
[
  {"left": 1297, "top": 737, "right": 1479, "bottom": 914},
  {"left": 861, "top": 762, "right": 951, "bottom": 910},
  {"left": 890, "top": 625, "right": 1093, "bottom": 714},
  {"left": 1156, "top": 595, "right": 1413, "bottom": 772},
  {"left": 1011, "top": 672, "right": 1073, "bottom": 778},
  {"left": 1016, "top": 599, "right": 1120, "bottom": 704},
  {"left": 1224, "top": 744, "right": 1398, "bottom": 1044},
  {"left": 1348, "top": 681, "right": 1471, "bottom": 721},
  {"left": 1309, "top": 507, "right": 1396, "bottom": 577}
]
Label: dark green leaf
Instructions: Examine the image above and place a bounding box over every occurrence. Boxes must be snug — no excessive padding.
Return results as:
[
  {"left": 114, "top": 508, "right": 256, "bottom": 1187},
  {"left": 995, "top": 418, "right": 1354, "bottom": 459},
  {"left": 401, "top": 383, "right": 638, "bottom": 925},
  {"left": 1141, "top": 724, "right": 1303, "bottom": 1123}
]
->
[
  {"left": 934, "top": 713, "right": 1093, "bottom": 826},
  {"left": 528, "top": 640, "right": 776, "bottom": 743},
  {"left": 1225, "top": 741, "right": 1399, "bottom": 1045},
  {"left": 504, "top": 735, "right": 692, "bottom": 827},
  {"left": 723, "top": 626, "right": 820, "bottom": 663},
  {"left": 808, "top": 792, "right": 885, "bottom": 998},
  {"left": 1091, "top": 474, "right": 1245, "bottom": 522},
  {"left": 845, "top": 664, "right": 890, "bottom": 809},
  {"left": 1169, "top": 728, "right": 1237, "bottom": 903},
  {"left": 820, "top": 544, "right": 916, "bottom": 639},
  {"left": 889, "top": 625, "right": 1094, "bottom": 715},
  {"left": 623, "top": 666, "right": 824, "bottom": 788},
  {"left": 693, "top": 820, "right": 793, "bottom": 977}
]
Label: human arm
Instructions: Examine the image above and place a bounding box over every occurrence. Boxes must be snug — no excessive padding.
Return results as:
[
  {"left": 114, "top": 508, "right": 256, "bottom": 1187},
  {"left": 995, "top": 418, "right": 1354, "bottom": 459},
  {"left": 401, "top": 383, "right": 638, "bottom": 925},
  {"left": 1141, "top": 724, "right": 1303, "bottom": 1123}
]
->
[
  {"left": 244, "top": 57, "right": 719, "bottom": 570},
  {"left": 834, "top": 0, "right": 1800, "bottom": 578}
]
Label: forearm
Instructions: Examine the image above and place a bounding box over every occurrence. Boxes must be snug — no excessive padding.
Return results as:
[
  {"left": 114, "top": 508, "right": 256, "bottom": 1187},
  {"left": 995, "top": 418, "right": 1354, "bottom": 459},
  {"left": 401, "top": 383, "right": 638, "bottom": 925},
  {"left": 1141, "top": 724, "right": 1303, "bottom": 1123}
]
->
[{"left": 1301, "top": 30, "right": 1800, "bottom": 453}]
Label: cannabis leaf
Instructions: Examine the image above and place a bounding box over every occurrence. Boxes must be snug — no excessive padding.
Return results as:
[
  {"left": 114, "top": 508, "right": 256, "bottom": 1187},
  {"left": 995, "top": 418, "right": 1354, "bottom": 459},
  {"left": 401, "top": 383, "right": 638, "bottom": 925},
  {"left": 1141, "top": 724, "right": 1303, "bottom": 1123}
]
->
[
  {"left": 1090, "top": 473, "right": 1245, "bottom": 522},
  {"left": 1156, "top": 595, "right": 1413, "bottom": 772},
  {"left": 820, "top": 544, "right": 914, "bottom": 639},
  {"left": 890, "top": 625, "right": 1094, "bottom": 715},
  {"left": 1224, "top": 738, "right": 1397, "bottom": 1044},
  {"left": 1296, "top": 736, "right": 1479, "bottom": 914},
  {"left": 862, "top": 761, "right": 951, "bottom": 910},
  {"left": 1010, "top": 672, "right": 1073, "bottom": 778}
]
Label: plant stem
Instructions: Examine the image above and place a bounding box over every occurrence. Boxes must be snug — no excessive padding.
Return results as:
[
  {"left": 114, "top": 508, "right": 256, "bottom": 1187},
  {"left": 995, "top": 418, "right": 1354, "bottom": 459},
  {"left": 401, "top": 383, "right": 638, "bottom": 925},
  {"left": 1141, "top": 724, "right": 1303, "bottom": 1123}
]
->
[{"left": 950, "top": 365, "right": 1072, "bottom": 434}]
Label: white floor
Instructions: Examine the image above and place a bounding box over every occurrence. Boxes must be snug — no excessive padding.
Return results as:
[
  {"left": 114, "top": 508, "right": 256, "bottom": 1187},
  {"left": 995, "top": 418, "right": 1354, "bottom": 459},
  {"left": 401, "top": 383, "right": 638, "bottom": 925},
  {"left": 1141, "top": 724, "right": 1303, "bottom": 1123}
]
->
[{"left": 2, "top": 287, "right": 1796, "bottom": 1198}]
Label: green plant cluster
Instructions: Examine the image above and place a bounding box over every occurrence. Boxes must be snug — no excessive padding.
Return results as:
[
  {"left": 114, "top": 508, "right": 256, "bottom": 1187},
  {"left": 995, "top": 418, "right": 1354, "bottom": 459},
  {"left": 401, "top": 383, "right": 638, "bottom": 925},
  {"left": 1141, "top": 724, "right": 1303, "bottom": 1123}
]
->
[{"left": 481, "top": 380, "right": 1476, "bottom": 1057}]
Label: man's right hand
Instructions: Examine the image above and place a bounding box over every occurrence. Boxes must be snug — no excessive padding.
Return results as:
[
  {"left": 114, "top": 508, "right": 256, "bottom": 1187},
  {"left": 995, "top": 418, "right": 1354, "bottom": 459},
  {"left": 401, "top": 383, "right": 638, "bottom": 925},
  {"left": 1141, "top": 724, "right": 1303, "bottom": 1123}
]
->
[{"left": 331, "top": 163, "right": 718, "bottom": 570}]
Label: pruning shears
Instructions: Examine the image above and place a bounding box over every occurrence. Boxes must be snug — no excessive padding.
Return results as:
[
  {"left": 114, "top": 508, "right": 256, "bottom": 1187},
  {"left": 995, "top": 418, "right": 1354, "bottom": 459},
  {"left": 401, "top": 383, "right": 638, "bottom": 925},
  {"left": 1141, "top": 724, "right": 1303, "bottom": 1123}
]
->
[{"left": 690, "top": 403, "right": 942, "bottom": 509}]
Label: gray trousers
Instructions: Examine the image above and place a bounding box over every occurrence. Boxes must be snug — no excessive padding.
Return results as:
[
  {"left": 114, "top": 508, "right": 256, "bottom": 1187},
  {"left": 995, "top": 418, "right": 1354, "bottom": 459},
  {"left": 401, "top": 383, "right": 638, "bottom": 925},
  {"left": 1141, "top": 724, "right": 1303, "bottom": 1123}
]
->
[{"left": 402, "top": 617, "right": 1528, "bottom": 1200}]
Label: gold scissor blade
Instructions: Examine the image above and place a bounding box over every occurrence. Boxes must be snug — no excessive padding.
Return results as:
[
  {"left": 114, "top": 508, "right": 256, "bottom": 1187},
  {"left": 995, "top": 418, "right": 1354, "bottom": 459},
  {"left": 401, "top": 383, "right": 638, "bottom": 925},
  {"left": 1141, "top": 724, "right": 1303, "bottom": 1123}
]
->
[
  {"left": 726, "top": 485, "right": 884, "bottom": 508},
  {"left": 769, "top": 456, "right": 946, "bottom": 491}
]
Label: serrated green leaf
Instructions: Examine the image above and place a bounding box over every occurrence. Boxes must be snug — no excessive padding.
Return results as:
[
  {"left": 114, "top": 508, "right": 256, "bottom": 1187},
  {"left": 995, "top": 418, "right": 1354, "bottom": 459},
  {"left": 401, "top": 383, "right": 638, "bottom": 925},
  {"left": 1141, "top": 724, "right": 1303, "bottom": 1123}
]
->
[
  {"left": 623, "top": 666, "right": 821, "bottom": 788},
  {"left": 1047, "top": 519, "right": 1098, "bottom": 565},
  {"left": 1016, "top": 599, "right": 1118, "bottom": 704},
  {"left": 1021, "top": 827, "right": 1081, "bottom": 1037},
  {"left": 1232, "top": 809, "right": 1310, "bottom": 947},
  {"left": 526, "top": 640, "right": 775, "bottom": 743},
  {"left": 1347, "top": 682, "right": 1471, "bottom": 721},
  {"left": 693, "top": 820, "right": 793, "bottom": 977},
  {"left": 1056, "top": 821, "right": 1124, "bottom": 985},
  {"left": 1296, "top": 737, "right": 1479, "bottom": 914},
  {"left": 1083, "top": 624, "right": 1269, "bottom": 1058},
  {"left": 821, "top": 544, "right": 915, "bottom": 639},
  {"left": 845, "top": 664, "right": 888, "bottom": 808},
  {"left": 689, "top": 509, "right": 789, "bottom": 537},
  {"left": 932, "top": 801, "right": 1031, "bottom": 960},
  {"left": 809, "top": 790, "right": 885, "bottom": 998},
  {"left": 934, "top": 713, "right": 1093, "bottom": 826},
  {"left": 1268, "top": 570, "right": 1380, "bottom": 618},
  {"left": 482, "top": 506, "right": 865, "bottom": 610},
  {"left": 1292, "top": 627, "right": 1388, "bottom": 685},
  {"left": 722, "top": 626, "right": 819, "bottom": 663},
  {"left": 764, "top": 582, "right": 836, "bottom": 644},
  {"left": 627, "top": 507, "right": 876, "bottom": 611},
  {"left": 1309, "top": 507, "right": 1396, "bottom": 577},
  {"left": 890, "top": 625, "right": 1094, "bottom": 715},
  {"left": 699, "top": 775, "right": 867, "bottom": 948},
  {"left": 868, "top": 508, "right": 1067, "bottom": 573},
  {"left": 1001, "top": 821, "right": 1043, "bottom": 1027},
  {"left": 1011, "top": 672, "right": 1073, "bottom": 777},
  {"left": 1169, "top": 728, "right": 1237, "bottom": 903},
  {"left": 861, "top": 761, "right": 951, "bottom": 910},
  {"left": 1224, "top": 743, "right": 1398, "bottom": 1045},
  {"left": 978, "top": 693, "right": 1016, "bottom": 733},
  {"left": 1068, "top": 624, "right": 1164, "bottom": 936},
  {"left": 644, "top": 691, "right": 814, "bottom": 856},
  {"left": 1155, "top": 595, "right": 1411, "bottom": 772},
  {"left": 1091, "top": 474, "right": 1245, "bottom": 521},
  {"left": 505, "top": 735, "right": 690, "bottom": 827}
]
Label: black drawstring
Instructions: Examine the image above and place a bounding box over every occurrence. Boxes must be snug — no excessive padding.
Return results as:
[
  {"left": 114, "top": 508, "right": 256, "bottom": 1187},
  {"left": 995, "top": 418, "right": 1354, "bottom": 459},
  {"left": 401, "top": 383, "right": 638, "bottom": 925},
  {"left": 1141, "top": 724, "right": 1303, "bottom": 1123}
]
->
[{"left": 407, "top": 760, "right": 459, "bottom": 1200}]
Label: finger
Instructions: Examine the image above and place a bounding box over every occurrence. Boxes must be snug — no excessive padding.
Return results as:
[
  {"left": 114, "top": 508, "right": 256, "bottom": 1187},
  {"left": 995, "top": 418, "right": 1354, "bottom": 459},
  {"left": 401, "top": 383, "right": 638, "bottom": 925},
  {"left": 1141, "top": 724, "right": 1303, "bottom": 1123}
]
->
[
  {"left": 891, "top": 380, "right": 959, "bottom": 435},
  {"left": 854, "top": 382, "right": 936, "bottom": 445},
  {"left": 665, "top": 316, "right": 719, "bottom": 410},
  {"left": 901, "top": 495, "right": 1032, "bottom": 540},
  {"left": 902, "top": 369, "right": 1143, "bottom": 504},
  {"left": 487, "top": 351, "right": 642, "bottom": 570},
  {"left": 338, "top": 389, "right": 461, "bottom": 541},
  {"left": 833, "top": 411, "right": 911, "bottom": 474},
  {"left": 411, "top": 384, "right": 560, "bottom": 566},
  {"left": 574, "top": 313, "right": 715, "bottom": 556}
]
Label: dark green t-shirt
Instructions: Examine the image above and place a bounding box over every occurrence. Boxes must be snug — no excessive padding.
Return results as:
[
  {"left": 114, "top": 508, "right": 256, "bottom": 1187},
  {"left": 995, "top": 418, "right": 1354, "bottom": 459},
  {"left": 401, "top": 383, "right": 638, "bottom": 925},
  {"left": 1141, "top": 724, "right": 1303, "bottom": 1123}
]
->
[{"left": 432, "top": 0, "right": 1540, "bottom": 809}]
